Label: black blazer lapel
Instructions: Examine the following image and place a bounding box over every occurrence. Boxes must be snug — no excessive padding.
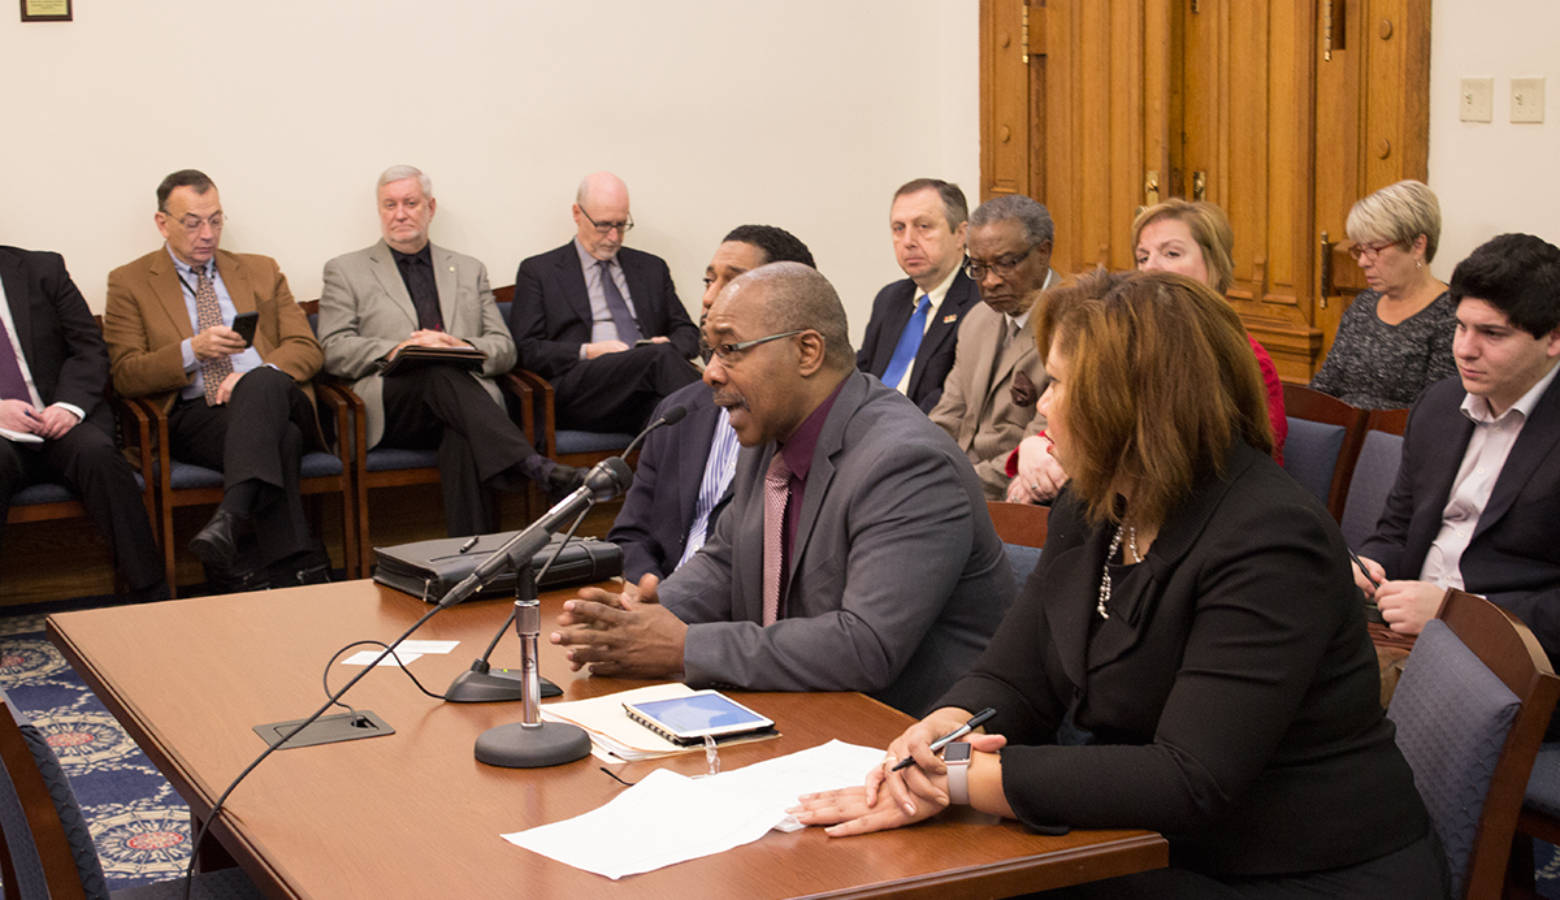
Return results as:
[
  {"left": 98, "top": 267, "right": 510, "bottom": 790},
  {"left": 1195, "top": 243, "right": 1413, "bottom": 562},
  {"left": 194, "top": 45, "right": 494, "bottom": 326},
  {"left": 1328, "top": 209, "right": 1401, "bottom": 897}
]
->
[
  {"left": 1474, "top": 375, "right": 1560, "bottom": 541},
  {"left": 1040, "top": 538, "right": 1103, "bottom": 691},
  {"left": 907, "top": 272, "right": 975, "bottom": 398},
  {"left": 0, "top": 253, "right": 32, "bottom": 353},
  {"left": 619, "top": 250, "right": 654, "bottom": 331},
  {"left": 867, "top": 281, "right": 915, "bottom": 374},
  {"left": 1404, "top": 404, "right": 1476, "bottom": 565},
  {"left": 553, "top": 244, "right": 595, "bottom": 332},
  {"left": 676, "top": 400, "right": 722, "bottom": 527}
]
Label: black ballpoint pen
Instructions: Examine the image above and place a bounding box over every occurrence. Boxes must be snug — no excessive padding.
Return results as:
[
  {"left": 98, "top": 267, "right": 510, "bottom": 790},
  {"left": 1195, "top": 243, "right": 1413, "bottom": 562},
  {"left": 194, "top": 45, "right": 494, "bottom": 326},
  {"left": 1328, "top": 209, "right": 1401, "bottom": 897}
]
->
[{"left": 890, "top": 707, "right": 997, "bottom": 771}]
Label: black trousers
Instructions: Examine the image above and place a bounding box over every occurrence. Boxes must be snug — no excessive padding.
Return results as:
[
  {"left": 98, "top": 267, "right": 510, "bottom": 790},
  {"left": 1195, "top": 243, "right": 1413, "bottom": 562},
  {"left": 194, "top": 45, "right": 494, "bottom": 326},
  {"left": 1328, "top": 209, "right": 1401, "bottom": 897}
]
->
[
  {"left": 553, "top": 342, "right": 700, "bottom": 434},
  {"left": 381, "top": 365, "right": 543, "bottom": 537},
  {"left": 0, "top": 420, "right": 164, "bottom": 592},
  {"left": 168, "top": 367, "right": 317, "bottom": 566}
]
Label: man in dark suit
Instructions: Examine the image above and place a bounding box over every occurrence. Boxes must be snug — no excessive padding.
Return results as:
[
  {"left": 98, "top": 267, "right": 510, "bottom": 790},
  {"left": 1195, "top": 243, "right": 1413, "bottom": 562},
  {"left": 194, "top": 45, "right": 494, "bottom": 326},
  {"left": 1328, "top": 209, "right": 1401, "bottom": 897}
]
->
[
  {"left": 319, "top": 166, "right": 580, "bottom": 536},
  {"left": 1357, "top": 233, "right": 1560, "bottom": 665},
  {"left": 104, "top": 169, "right": 328, "bottom": 591},
  {"left": 554, "top": 263, "right": 1013, "bottom": 715},
  {"left": 511, "top": 172, "right": 700, "bottom": 434},
  {"left": 608, "top": 225, "right": 815, "bottom": 581},
  {"left": 0, "top": 247, "right": 166, "bottom": 602},
  {"left": 857, "top": 178, "right": 979, "bottom": 413}
]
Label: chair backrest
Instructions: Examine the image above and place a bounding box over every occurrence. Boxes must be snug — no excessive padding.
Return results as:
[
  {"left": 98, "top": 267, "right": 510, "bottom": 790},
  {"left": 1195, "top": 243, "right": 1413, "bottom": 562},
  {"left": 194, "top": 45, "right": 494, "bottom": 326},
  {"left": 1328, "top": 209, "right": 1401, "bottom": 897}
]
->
[
  {"left": 0, "top": 692, "right": 107, "bottom": 900},
  {"left": 1280, "top": 384, "right": 1368, "bottom": 519},
  {"left": 1387, "top": 590, "right": 1560, "bottom": 899},
  {"left": 1338, "top": 429, "right": 1406, "bottom": 548},
  {"left": 987, "top": 501, "right": 1048, "bottom": 587}
]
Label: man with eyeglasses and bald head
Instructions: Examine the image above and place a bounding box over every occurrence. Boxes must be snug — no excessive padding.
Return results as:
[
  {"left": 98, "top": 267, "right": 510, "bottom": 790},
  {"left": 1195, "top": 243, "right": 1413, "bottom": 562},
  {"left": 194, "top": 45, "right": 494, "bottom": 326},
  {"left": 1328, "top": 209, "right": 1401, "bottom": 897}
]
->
[
  {"left": 928, "top": 194, "right": 1061, "bottom": 500},
  {"left": 511, "top": 172, "right": 701, "bottom": 434},
  {"left": 104, "top": 169, "right": 329, "bottom": 591}
]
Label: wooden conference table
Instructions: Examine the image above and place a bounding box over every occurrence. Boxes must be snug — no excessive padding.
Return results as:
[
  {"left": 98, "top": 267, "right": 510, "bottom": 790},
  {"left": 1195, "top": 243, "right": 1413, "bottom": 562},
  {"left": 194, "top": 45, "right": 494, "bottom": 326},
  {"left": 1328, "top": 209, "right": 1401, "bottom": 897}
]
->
[{"left": 47, "top": 580, "right": 1166, "bottom": 898}]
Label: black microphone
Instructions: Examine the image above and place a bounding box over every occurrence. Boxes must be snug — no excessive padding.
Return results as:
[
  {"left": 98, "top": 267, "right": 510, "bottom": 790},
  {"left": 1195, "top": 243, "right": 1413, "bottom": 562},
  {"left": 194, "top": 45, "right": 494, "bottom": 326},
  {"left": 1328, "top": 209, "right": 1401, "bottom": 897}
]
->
[{"left": 437, "top": 457, "right": 631, "bottom": 608}]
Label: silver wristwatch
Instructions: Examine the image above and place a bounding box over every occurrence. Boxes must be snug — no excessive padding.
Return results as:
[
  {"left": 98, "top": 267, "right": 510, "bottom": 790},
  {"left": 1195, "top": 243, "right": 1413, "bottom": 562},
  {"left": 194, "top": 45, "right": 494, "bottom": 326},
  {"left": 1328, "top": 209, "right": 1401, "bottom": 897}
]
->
[{"left": 944, "top": 740, "right": 972, "bottom": 805}]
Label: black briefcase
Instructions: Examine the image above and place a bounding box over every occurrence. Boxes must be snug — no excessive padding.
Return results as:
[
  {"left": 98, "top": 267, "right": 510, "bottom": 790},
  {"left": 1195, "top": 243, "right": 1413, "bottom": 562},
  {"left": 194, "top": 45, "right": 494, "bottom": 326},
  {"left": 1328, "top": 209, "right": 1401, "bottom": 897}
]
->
[{"left": 372, "top": 532, "right": 623, "bottom": 603}]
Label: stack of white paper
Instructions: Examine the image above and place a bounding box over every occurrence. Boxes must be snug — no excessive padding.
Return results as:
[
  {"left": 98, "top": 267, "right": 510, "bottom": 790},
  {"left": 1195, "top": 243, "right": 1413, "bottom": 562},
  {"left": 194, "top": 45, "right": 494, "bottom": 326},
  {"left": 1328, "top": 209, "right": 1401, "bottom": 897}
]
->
[{"left": 503, "top": 739, "right": 883, "bottom": 879}]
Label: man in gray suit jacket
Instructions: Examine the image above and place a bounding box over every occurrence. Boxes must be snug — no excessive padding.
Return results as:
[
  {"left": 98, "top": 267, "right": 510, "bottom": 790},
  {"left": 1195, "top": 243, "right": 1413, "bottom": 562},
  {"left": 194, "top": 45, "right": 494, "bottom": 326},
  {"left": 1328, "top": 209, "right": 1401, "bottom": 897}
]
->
[
  {"left": 551, "top": 263, "right": 1014, "bottom": 715},
  {"left": 318, "top": 166, "right": 580, "bottom": 536}
]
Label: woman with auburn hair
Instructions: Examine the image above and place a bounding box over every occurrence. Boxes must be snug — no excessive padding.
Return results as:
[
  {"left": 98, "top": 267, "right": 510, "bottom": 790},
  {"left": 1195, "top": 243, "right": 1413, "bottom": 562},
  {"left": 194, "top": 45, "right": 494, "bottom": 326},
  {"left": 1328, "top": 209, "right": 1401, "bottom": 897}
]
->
[
  {"left": 1310, "top": 179, "right": 1456, "bottom": 408},
  {"left": 1005, "top": 199, "right": 1286, "bottom": 505},
  {"left": 794, "top": 270, "right": 1444, "bottom": 898}
]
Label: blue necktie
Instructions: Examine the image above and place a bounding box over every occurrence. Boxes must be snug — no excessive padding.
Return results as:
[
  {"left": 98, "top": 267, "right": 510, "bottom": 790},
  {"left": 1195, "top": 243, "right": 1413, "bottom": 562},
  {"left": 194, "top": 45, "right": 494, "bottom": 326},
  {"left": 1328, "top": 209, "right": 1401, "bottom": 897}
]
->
[{"left": 880, "top": 294, "right": 931, "bottom": 392}]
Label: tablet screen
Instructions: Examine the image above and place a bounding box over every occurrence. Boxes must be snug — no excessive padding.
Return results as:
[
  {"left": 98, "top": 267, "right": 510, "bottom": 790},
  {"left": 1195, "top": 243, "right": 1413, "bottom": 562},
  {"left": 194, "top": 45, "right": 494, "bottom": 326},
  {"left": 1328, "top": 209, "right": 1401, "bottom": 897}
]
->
[{"left": 631, "top": 693, "right": 768, "bottom": 734}]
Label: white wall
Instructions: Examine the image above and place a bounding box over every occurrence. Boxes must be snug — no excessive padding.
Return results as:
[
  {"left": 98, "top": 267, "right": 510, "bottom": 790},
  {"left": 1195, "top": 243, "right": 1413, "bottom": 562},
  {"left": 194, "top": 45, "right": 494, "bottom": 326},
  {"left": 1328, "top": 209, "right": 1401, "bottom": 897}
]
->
[
  {"left": 0, "top": 1, "right": 979, "bottom": 342},
  {"left": 1429, "top": 0, "right": 1560, "bottom": 279}
]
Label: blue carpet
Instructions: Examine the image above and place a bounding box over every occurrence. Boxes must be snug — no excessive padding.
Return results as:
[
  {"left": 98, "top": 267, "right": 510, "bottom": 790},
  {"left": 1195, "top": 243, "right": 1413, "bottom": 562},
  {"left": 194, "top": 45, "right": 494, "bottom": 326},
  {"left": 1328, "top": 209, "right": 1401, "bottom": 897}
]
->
[{"left": 1, "top": 608, "right": 194, "bottom": 891}]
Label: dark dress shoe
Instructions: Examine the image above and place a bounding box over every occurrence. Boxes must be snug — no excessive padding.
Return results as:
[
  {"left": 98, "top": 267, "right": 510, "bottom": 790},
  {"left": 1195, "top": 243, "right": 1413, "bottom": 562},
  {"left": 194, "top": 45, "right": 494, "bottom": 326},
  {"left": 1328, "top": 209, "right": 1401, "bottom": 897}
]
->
[
  {"left": 189, "top": 509, "right": 242, "bottom": 570},
  {"left": 544, "top": 463, "right": 586, "bottom": 502}
]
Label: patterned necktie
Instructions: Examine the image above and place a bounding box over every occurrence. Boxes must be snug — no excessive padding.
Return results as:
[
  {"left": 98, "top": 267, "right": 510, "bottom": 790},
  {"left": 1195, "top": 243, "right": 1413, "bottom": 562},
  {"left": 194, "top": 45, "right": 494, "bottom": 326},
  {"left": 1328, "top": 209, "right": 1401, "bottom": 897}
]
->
[
  {"left": 598, "top": 260, "right": 643, "bottom": 344},
  {"left": 0, "top": 315, "right": 33, "bottom": 403},
  {"left": 193, "top": 267, "right": 233, "bottom": 406},
  {"left": 880, "top": 294, "right": 931, "bottom": 393},
  {"left": 761, "top": 452, "right": 792, "bottom": 626}
]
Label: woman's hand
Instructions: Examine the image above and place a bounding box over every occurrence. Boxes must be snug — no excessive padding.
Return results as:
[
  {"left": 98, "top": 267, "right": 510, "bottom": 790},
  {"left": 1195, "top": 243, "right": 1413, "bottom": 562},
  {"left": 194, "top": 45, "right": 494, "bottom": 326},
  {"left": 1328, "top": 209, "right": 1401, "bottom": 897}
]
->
[{"left": 789, "top": 783, "right": 942, "bottom": 836}]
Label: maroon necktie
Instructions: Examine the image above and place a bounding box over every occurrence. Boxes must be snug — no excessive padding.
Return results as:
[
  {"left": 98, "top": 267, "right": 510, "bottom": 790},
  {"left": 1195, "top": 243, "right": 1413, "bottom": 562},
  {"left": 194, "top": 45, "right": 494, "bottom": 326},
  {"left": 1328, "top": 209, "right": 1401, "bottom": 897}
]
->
[
  {"left": 761, "top": 453, "right": 792, "bottom": 626},
  {"left": 0, "top": 315, "right": 32, "bottom": 402}
]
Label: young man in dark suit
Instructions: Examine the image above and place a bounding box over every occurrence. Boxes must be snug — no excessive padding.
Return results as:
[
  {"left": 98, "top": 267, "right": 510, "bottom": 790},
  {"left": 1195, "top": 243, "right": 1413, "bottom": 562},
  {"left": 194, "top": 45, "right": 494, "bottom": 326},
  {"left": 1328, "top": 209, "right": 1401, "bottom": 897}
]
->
[
  {"left": 0, "top": 246, "right": 166, "bottom": 602},
  {"left": 511, "top": 172, "right": 700, "bottom": 434},
  {"left": 857, "top": 178, "right": 979, "bottom": 413},
  {"left": 1357, "top": 232, "right": 1560, "bottom": 666}
]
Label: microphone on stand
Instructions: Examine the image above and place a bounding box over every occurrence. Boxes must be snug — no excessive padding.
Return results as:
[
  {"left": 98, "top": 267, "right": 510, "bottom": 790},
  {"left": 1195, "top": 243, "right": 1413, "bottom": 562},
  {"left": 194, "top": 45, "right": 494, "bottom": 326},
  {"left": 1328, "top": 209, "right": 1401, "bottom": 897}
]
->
[{"left": 440, "top": 408, "right": 684, "bottom": 717}]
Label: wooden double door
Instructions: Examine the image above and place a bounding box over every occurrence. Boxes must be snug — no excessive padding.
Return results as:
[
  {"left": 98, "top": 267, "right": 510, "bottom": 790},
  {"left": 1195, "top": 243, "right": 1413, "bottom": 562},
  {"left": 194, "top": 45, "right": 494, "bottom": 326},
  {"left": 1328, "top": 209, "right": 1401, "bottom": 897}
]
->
[{"left": 980, "top": 0, "right": 1430, "bottom": 378}]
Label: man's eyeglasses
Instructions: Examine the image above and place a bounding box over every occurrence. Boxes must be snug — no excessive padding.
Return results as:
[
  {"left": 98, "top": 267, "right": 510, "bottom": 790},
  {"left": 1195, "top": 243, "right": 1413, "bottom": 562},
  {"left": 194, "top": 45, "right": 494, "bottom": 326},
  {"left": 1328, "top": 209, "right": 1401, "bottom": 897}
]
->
[
  {"left": 162, "top": 212, "right": 226, "bottom": 232},
  {"left": 1347, "top": 240, "right": 1400, "bottom": 262},
  {"left": 699, "top": 330, "right": 804, "bottom": 363},
  {"left": 964, "top": 243, "right": 1039, "bottom": 281},
  {"left": 578, "top": 205, "right": 634, "bottom": 235}
]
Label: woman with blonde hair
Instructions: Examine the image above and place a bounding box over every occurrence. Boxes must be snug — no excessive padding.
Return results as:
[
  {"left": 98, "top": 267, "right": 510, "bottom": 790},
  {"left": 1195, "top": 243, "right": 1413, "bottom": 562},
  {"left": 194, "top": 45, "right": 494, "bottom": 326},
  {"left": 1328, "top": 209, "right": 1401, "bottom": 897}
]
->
[
  {"left": 1310, "top": 179, "right": 1456, "bottom": 408},
  {"left": 795, "top": 270, "right": 1444, "bottom": 898}
]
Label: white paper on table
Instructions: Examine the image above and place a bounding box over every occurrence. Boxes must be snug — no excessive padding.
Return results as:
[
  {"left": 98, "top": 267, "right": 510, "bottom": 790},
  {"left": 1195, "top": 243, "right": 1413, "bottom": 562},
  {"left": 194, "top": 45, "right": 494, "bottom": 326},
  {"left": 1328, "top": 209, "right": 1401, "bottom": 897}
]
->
[
  {"left": 397, "top": 640, "right": 458, "bottom": 654},
  {"left": 502, "top": 739, "right": 884, "bottom": 880},
  {"left": 340, "top": 649, "right": 422, "bottom": 667}
]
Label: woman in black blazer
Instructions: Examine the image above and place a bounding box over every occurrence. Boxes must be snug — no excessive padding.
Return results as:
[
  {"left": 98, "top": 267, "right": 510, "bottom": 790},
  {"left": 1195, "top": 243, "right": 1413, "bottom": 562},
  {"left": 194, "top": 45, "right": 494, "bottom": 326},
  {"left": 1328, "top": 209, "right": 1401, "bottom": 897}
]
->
[{"left": 793, "top": 271, "right": 1446, "bottom": 898}]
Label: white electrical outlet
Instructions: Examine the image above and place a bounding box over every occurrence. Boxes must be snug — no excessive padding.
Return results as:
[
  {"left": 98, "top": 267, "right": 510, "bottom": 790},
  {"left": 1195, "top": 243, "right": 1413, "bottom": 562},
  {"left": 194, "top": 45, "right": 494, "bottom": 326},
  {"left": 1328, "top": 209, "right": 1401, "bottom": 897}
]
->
[
  {"left": 1460, "top": 77, "right": 1494, "bottom": 123},
  {"left": 1512, "top": 77, "right": 1546, "bottom": 124}
]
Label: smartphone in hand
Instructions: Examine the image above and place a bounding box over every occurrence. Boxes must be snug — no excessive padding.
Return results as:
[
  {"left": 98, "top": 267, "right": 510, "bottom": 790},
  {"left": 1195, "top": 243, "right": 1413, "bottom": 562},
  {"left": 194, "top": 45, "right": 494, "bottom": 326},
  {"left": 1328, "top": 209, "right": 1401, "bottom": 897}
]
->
[{"left": 231, "top": 311, "right": 259, "bottom": 348}]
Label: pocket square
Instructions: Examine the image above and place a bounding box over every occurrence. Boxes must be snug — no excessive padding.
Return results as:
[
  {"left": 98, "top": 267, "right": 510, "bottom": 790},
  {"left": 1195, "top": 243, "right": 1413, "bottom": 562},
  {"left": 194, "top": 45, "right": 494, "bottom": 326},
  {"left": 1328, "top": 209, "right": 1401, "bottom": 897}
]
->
[{"left": 1011, "top": 370, "right": 1039, "bottom": 407}]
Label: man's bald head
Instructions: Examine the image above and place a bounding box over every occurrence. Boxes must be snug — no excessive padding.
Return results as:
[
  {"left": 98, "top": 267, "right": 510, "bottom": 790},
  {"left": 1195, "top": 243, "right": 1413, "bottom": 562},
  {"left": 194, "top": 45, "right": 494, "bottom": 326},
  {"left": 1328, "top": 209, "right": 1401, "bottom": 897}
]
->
[
  {"left": 718, "top": 262, "right": 853, "bottom": 372},
  {"left": 572, "top": 171, "right": 632, "bottom": 260}
]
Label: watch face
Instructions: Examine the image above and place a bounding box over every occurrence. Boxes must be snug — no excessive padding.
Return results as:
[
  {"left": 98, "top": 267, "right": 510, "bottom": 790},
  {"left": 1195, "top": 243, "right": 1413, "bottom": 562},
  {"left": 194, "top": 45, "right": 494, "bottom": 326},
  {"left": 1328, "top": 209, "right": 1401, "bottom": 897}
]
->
[{"left": 943, "top": 740, "right": 973, "bottom": 763}]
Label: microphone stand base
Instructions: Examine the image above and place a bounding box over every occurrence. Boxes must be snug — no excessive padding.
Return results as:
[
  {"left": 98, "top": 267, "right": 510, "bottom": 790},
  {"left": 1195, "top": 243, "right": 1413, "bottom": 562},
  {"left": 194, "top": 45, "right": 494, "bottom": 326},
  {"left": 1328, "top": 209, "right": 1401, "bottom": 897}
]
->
[
  {"left": 475, "top": 721, "right": 591, "bottom": 768},
  {"left": 445, "top": 668, "right": 561, "bottom": 703}
]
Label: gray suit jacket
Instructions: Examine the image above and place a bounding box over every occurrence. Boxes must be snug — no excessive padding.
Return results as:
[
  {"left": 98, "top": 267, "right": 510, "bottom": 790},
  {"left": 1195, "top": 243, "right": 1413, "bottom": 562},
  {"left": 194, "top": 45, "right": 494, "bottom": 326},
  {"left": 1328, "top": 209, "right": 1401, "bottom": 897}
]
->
[
  {"left": 928, "top": 284, "right": 1053, "bottom": 499},
  {"left": 317, "top": 240, "right": 516, "bottom": 449},
  {"left": 657, "top": 371, "right": 1015, "bottom": 715}
]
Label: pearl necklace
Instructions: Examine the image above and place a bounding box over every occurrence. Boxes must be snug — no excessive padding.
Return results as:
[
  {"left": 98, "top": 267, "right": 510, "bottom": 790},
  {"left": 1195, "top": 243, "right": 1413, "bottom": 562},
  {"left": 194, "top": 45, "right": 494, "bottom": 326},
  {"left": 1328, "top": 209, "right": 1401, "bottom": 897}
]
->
[{"left": 1096, "top": 521, "right": 1137, "bottom": 619}]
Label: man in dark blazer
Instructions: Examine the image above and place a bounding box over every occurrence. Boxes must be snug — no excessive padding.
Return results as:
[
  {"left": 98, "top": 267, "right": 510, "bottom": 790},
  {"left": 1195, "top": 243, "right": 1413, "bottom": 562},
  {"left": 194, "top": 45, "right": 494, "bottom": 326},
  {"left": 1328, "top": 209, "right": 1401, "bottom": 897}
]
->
[
  {"left": 319, "top": 166, "right": 580, "bottom": 536},
  {"left": 0, "top": 247, "right": 166, "bottom": 602},
  {"left": 857, "top": 178, "right": 978, "bottom": 413},
  {"left": 104, "top": 169, "right": 328, "bottom": 590},
  {"left": 511, "top": 172, "right": 700, "bottom": 434},
  {"left": 608, "top": 225, "right": 815, "bottom": 581},
  {"left": 1358, "top": 233, "right": 1560, "bottom": 666},
  {"left": 554, "top": 263, "right": 1013, "bottom": 716}
]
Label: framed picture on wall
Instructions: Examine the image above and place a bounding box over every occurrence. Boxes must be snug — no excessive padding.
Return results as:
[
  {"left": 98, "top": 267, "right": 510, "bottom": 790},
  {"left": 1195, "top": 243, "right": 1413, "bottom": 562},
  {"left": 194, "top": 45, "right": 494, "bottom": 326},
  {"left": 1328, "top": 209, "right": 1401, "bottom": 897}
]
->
[{"left": 20, "top": 0, "right": 72, "bottom": 22}]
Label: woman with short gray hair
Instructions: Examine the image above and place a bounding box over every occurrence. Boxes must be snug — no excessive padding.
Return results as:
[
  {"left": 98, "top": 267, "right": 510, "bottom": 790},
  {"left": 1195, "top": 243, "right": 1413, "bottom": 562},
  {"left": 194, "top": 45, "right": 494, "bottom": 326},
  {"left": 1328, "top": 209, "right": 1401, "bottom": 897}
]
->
[{"left": 1310, "top": 179, "right": 1457, "bottom": 408}]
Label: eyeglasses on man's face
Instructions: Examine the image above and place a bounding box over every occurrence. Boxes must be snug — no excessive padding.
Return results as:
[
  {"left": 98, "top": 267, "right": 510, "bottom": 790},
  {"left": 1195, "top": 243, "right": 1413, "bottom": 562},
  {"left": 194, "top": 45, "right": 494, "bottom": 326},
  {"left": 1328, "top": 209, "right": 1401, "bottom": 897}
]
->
[
  {"left": 699, "top": 329, "right": 804, "bottom": 363},
  {"left": 162, "top": 212, "right": 226, "bottom": 233},
  {"left": 578, "top": 205, "right": 634, "bottom": 235},
  {"left": 964, "top": 243, "right": 1039, "bottom": 281}
]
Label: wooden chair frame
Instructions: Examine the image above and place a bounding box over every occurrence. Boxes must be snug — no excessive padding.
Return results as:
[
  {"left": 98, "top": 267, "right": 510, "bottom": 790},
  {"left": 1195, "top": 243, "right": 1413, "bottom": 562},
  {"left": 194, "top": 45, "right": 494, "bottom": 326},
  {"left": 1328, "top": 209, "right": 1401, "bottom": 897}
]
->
[{"left": 986, "top": 500, "right": 1050, "bottom": 548}]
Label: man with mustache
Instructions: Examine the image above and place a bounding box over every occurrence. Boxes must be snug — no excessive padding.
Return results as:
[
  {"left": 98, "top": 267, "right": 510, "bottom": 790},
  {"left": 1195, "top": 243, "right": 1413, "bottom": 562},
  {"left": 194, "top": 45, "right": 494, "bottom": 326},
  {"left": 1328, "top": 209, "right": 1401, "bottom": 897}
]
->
[
  {"left": 554, "top": 263, "right": 1013, "bottom": 716},
  {"left": 928, "top": 195, "right": 1060, "bottom": 500}
]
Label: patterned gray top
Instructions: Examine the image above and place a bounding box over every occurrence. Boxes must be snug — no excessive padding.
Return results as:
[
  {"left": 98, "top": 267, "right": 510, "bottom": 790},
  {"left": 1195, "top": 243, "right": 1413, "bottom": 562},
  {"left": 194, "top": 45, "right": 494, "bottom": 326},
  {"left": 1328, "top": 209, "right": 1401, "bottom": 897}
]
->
[{"left": 1310, "top": 289, "right": 1458, "bottom": 409}]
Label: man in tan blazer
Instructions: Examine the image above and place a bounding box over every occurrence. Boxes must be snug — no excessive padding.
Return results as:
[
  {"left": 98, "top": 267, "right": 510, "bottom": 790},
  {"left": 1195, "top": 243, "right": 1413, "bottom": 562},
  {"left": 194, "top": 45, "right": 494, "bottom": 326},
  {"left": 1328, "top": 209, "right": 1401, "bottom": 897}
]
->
[
  {"left": 318, "top": 166, "right": 580, "bottom": 536},
  {"left": 928, "top": 195, "right": 1058, "bottom": 499},
  {"left": 103, "top": 169, "right": 327, "bottom": 590}
]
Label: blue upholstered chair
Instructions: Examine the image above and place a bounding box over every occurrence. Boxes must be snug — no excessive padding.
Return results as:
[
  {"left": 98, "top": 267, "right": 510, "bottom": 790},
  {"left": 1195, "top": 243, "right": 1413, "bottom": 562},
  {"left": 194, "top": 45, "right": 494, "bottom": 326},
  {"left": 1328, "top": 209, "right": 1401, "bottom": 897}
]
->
[
  {"left": 0, "top": 690, "right": 261, "bottom": 899},
  {"left": 1279, "top": 384, "right": 1368, "bottom": 521},
  {"left": 1387, "top": 590, "right": 1559, "bottom": 899},
  {"left": 1337, "top": 408, "right": 1409, "bottom": 548},
  {"left": 986, "top": 501, "right": 1048, "bottom": 589}
]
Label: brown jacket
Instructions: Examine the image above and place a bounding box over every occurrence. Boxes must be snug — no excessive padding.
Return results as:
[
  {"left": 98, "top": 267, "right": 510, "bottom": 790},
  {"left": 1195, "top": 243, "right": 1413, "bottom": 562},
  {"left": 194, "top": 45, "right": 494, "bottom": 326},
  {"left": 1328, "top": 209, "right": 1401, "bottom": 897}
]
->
[{"left": 103, "top": 248, "right": 322, "bottom": 415}]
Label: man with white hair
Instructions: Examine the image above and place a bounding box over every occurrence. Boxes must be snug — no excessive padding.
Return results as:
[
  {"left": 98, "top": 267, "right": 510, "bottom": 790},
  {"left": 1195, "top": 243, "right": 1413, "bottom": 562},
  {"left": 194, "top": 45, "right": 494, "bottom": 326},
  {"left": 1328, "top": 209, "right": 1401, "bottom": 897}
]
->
[
  {"left": 512, "top": 171, "right": 701, "bottom": 434},
  {"left": 318, "top": 166, "right": 580, "bottom": 536}
]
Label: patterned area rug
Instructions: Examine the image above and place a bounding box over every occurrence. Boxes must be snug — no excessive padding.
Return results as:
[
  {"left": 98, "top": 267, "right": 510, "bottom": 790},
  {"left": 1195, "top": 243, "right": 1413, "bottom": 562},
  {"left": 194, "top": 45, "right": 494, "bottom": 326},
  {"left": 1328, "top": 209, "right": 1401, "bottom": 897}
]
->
[{"left": 1, "top": 610, "right": 195, "bottom": 891}]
